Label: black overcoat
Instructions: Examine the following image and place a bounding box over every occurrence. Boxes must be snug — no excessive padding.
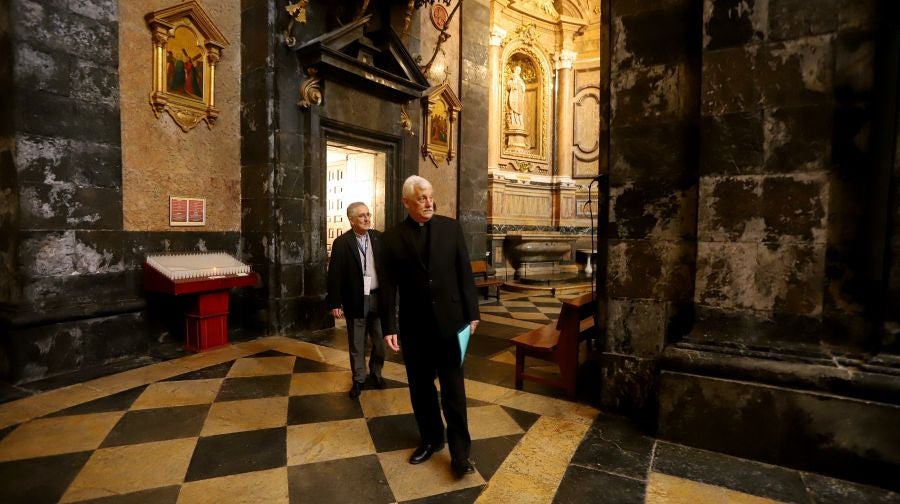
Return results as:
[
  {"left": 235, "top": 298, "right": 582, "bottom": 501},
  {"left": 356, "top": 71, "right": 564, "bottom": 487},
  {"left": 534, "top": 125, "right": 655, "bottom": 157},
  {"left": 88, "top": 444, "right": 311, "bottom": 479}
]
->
[{"left": 326, "top": 228, "right": 384, "bottom": 319}]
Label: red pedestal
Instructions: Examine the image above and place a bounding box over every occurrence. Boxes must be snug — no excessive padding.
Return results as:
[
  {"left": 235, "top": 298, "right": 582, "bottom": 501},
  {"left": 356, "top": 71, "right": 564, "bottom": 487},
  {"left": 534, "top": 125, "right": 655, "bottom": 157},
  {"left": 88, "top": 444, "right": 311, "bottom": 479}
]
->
[
  {"left": 185, "top": 290, "right": 230, "bottom": 352},
  {"left": 143, "top": 263, "right": 260, "bottom": 352}
]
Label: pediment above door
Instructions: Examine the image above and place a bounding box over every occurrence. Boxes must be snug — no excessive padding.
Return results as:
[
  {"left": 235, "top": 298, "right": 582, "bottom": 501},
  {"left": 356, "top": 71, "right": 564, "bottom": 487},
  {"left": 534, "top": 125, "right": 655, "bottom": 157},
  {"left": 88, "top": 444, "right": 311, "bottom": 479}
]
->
[{"left": 293, "top": 14, "right": 429, "bottom": 102}]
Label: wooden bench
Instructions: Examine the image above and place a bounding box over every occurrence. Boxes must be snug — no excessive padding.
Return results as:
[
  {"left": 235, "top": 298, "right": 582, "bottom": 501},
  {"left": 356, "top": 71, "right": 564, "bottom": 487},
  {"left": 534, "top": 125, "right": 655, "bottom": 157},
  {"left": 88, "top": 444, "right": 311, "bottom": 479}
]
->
[
  {"left": 471, "top": 260, "right": 502, "bottom": 302},
  {"left": 510, "top": 292, "right": 596, "bottom": 398}
]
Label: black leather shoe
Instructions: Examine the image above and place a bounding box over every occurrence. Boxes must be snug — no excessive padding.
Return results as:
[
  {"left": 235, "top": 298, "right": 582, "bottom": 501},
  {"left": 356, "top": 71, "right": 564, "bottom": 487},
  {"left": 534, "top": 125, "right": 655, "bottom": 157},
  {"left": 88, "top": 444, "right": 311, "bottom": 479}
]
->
[
  {"left": 348, "top": 382, "right": 363, "bottom": 398},
  {"left": 451, "top": 458, "right": 475, "bottom": 477},
  {"left": 369, "top": 374, "right": 387, "bottom": 389},
  {"left": 408, "top": 442, "right": 445, "bottom": 464}
]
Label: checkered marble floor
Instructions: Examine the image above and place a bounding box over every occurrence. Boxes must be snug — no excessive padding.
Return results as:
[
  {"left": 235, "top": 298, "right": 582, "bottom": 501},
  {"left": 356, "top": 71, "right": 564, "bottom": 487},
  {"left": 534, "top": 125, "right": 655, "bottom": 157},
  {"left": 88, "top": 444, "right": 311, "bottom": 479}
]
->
[{"left": 1, "top": 313, "right": 896, "bottom": 502}]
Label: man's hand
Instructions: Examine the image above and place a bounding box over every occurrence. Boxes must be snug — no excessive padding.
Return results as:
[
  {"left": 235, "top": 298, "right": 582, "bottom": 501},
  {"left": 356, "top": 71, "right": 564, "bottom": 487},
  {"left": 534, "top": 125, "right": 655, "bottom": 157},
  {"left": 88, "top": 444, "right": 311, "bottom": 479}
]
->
[
  {"left": 469, "top": 320, "right": 479, "bottom": 335},
  {"left": 331, "top": 308, "right": 343, "bottom": 319},
  {"left": 384, "top": 334, "right": 400, "bottom": 352}
]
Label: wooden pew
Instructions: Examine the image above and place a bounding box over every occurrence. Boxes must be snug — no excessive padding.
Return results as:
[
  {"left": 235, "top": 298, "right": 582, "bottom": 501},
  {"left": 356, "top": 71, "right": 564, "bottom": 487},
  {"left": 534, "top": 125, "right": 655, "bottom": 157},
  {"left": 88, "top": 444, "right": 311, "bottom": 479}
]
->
[
  {"left": 510, "top": 292, "right": 596, "bottom": 398},
  {"left": 471, "top": 260, "right": 502, "bottom": 302}
]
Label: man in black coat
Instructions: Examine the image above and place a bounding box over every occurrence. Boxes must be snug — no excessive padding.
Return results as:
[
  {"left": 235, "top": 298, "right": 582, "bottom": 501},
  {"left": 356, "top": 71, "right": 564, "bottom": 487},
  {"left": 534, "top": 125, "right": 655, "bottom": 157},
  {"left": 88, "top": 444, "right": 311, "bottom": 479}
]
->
[
  {"left": 381, "top": 176, "right": 480, "bottom": 477},
  {"left": 326, "top": 202, "right": 386, "bottom": 398}
]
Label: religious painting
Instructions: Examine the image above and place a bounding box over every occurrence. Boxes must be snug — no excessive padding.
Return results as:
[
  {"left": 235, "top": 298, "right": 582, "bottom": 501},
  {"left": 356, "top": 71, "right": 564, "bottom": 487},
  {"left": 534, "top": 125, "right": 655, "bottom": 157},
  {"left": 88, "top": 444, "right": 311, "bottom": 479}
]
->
[
  {"left": 146, "top": 1, "right": 229, "bottom": 132},
  {"left": 421, "top": 81, "right": 461, "bottom": 167}
]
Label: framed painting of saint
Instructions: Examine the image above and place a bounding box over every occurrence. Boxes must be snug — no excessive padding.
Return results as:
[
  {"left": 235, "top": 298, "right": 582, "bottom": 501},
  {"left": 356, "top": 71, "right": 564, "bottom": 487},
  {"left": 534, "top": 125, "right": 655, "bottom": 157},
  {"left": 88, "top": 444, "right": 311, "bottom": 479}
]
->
[
  {"left": 146, "top": 1, "right": 229, "bottom": 132},
  {"left": 421, "top": 81, "right": 461, "bottom": 166}
]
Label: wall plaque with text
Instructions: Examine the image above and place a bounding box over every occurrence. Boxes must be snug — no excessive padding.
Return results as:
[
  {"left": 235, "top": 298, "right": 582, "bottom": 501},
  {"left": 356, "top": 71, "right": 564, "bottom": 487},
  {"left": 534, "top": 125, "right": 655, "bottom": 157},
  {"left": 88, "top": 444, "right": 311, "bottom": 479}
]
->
[{"left": 170, "top": 196, "right": 206, "bottom": 226}]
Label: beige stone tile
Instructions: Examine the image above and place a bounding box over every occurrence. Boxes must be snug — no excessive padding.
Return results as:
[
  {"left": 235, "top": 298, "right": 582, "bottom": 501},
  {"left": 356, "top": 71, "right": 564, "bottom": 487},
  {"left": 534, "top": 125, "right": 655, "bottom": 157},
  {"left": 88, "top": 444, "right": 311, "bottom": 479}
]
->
[
  {"left": 468, "top": 405, "right": 524, "bottom": 440},
  {"left": 512, "top": 312, "right": 554, "bottom": 321},
  {"left": 60, "top": 438, "right": 198, "bottom": 502},
  {"left": 227, "top": 356, "right": 296, "bottom": 377},
  {"left": 538, "top": 306, "right": 562, "bottom": 314},
  {"left": 646, "top": 472, "right": 784, "bottom": 504},
  {"left": 504, "top": 301, "right": 538, "bottom": 307},
  {"left": 286, "top": 418, "right": 375, "bottom": 466},
  {"left": 0, "top": 384, "right": 109, "bottom": 429},
  {"left": 290, "top": 371, "right": 354, "bottom": 396},
  {"left": 478, "top": 305, "right": 508, "bottom": 313},
  {"left": 476, "top": 416, "right": 588, "bottom": 504},
  {"left": 489, "top": 349, "right": 517, "bottom": 365},
  {"left": 359, "top": 387, "right": 414, "bottom": 418},
  {"left": 130, "top": 379, "right": 223, "bottom": 410},
  {"left": 379, "top": 448, "right": 484, "bottom": 502},
  {"left": 529, "top": 297, "right": 559, "bottom": 303},
  {"left": 201, "top": 397, "right": 289, "bottom": 436},
  {"left": 0, "top": 412, "right": 123, "bottom": 462},
  {"left": 267, "top": 338, "right": 350, "bottom": 368},
  {"left": 480, "top": 313, "right": 543, "bottom": 330},
  {"left": 177, "top": 467, "right": 289, "bottom": 504},
  {"left": 381, "top": 361, "right": 408, "bottom": 384},
  {"left": 476, "top": 384, "right": 597, "bottom": 424}
]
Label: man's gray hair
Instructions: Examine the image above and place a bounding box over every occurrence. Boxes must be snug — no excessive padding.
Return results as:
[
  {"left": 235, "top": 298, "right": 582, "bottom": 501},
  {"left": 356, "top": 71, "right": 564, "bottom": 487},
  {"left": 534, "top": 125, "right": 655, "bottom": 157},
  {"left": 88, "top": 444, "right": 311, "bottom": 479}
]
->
[
  {"left": 402, "top": 175, "right": 432, "bottom": 200},
  {"left": 346, "top": 201, "right": 368, "bottom": 218}
]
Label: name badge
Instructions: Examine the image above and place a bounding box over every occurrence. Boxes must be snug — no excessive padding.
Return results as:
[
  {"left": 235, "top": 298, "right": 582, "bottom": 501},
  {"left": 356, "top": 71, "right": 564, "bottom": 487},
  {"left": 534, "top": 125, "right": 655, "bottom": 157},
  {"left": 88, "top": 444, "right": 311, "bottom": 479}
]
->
[{"left": 363, "top": 275, "right": 372, "bottom": 295}]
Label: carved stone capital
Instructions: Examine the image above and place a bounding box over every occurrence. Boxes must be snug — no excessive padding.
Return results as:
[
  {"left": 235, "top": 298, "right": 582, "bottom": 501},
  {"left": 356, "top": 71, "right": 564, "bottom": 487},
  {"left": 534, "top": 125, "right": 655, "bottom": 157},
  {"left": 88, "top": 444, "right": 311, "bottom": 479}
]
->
[
  {"left": 556, "top": 50, "right": 577, "bottom": 70},
  {"left": 489, "top": 26, "right": 507, "bottom": 47}
]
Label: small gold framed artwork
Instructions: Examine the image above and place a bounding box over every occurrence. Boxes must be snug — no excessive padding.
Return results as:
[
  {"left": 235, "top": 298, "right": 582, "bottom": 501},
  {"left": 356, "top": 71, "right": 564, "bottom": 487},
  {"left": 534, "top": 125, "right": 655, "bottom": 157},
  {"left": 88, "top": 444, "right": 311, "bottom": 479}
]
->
[
  {"left": 146, "top": 1, "right": 229, "bottom": 132},
  {"left": 421, "top": 82, "right": 461, "bottom": 167}
]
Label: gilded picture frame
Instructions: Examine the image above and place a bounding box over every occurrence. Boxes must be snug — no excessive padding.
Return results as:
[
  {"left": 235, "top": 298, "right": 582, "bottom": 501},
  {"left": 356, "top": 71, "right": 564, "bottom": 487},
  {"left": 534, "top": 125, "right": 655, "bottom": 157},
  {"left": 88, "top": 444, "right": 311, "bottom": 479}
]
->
[
  {"left": 146, "top": 1, "right": 229, "bottom": 132},
  {"left": 421, "top": 82, "right": 461, "bottom": 167}
]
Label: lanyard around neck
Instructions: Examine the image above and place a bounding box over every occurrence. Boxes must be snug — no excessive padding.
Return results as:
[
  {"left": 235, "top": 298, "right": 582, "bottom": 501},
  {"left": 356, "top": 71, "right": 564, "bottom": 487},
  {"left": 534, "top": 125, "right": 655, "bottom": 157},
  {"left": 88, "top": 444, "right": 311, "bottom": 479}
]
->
[{"left": 355, "top": 233, "right": 369, "bottom": 272}]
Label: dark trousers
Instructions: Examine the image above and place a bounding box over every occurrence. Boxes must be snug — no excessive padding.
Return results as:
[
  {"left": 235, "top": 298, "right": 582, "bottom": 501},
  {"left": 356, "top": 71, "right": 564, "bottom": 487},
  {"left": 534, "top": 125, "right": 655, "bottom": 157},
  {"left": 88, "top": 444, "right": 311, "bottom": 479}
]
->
[
  {"left": 347, "top": 294, "right": 384, "bottom": 384},
  {"left": 405, "top": 341, "right": 471, "bottom": 462}
]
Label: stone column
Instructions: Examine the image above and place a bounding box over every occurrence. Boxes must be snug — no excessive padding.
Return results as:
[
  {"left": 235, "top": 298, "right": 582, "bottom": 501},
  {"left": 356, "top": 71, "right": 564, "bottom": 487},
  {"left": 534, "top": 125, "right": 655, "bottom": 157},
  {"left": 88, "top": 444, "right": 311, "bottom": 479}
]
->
[
  {"left": 555, "top": 50, "right": 577, "bottom": 179},
  {"left": 487, "top": 27, "right": 506, "bottom": 171}
]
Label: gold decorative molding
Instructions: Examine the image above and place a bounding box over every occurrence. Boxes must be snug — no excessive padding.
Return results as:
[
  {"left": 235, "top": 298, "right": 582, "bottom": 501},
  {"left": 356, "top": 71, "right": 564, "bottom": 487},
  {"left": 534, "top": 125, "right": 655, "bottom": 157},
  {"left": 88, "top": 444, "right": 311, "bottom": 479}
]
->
[
  {"left": 297, "top": 67, "right": 322, "bottom": 108},
  {"left": 499, "top": 43, "right": 553, "bottom": 164},
  {"left": 400, "top": 104, "right": 414, "bottom": 135},
  {"left": 145, "top": 1, "right": 229, "bottom": 132},
  {"left": 284, "top": 1, "right": 308, "bottom": 48}
]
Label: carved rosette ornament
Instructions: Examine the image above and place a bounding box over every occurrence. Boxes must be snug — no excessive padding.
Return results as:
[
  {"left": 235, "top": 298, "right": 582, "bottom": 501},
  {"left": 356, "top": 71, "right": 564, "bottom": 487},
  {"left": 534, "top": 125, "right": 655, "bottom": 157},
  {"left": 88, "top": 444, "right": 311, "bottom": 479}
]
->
[
  {"left": 298, "top": 67, "right": 323, "bottom": 108},
  {"left": 146, "top": 1, "right": 229, "bottom": 132}
]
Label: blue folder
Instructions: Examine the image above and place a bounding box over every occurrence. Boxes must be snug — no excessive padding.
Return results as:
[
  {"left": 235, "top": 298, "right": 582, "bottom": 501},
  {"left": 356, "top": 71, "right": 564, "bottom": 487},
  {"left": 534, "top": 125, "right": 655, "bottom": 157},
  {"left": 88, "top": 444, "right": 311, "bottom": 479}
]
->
[{"left": 457, "top": 324, "right": 471, "bottom": 367}]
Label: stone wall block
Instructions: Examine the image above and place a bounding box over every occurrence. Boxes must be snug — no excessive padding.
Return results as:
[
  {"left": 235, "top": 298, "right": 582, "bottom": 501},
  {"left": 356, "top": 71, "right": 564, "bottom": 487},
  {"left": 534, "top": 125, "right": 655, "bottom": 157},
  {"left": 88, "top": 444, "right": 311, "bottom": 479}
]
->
[
  {"left": 13, "top": 42, "right": 71, "bottom": 95},
  {"left": 694, "top": 241, "right": 761, "bottom": 310},
  {"left": 702, "top": 0, "right": 766, "bottom": 51},
  {"left": 606, "top": 298, "right": 669, "bottom": 356},
  {"left": 760, "top": 174, "right": 827, "bottom": 242},
  {"left": 70, "top": 99, "right": 120, "bottom": 145},
  {"left": 837, "top": 0, "right": 876, "bottom": 31},
  {"left": 70, "top": 58, "right": 119, "bottom": 107},
  {"left": 73, "top": 230, "right": 124, "bottom": 274},
  {"left": 239, "top": 230, "right": 276, "bottom": 266},
  {"left": 613, "top": 3, "right": 699, "bottom": 70},
  {"left": 701, "top": 45, "right": 763, "bottom": 116},
  {"left": 19, "top": 230, "right": 76, "bottom": 277},
  {"left": 612, "top": 63, "right": 696, "bottom": 126},
  {"left": 15, "top": 134, "right": 69, "bottom": 185},
  {"left": 613, "top": 0, "right": 688, "bottom": 17},
  {"left": 275, "top": 197, "right": 304, "bottom": 234},
  {"left": 834, "top": 32, "right": 875, "bottom": 101},
  {"left": 303, "top": 260, "right": 327, "bottom": 298},
  {"left": 18, "top": 182, "right": 74, "bottom": 229},
  {"left": 277, "top": 263, "right": 304, "bottom": 299},
  {"left": 757, "top": 242, "right": 825, "bottom": 315},
  {"left": 69, "top": 140, "right": 121, "bottom": 189},
  {"left": 610, "top": 121, "right": 697, "bottom": 186},
  {"left": 697, "top": 176, "right": 764, "bottom": 242},
  {"left": 769, "top": 0, "right": 840, "bottom": 42},
  {"left": 278, "top": 231, "right": 304, "bottom": 266},
  {"left": 241, "top": 196, "right": 276, "bottom": 233},
  {"left": 600, "top": 353, "right": 657, "bottom": 423},
  {"left": 22, "top": 271, "right": 139, "bottom": 311},
  {"left": 761, "top": 37, "right": 833, "bottom": 109},
  {"left": 608, "top": 239, "right": 695, "bottom": 301},
  {"left": 764, "top": 106, "right": 832, "bottom": 173},
  {"left": 609, "top": 183, "right": 697, "bottom": 241},
  {"left": 241, "top": 163, "right": 274, "bottom": 200},
  {"left": 68, "top": 0, "right": 117, "bottom": 23},
  {"left": 240, "top": 99, "right": 272, "bottom": 165},
  {"left": 301, "top": 195, "right": 324, "bottom": 265},
  {"left": 700, "top": 111, "right": 765, "bottom": 176}
]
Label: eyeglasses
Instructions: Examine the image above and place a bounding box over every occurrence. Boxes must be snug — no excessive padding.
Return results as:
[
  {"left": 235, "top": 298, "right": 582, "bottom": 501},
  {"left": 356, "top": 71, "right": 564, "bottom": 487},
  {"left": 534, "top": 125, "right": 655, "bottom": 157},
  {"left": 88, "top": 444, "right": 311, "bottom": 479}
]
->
[{"left": 354, "top": 212, "right": 371, "bottom": 219}]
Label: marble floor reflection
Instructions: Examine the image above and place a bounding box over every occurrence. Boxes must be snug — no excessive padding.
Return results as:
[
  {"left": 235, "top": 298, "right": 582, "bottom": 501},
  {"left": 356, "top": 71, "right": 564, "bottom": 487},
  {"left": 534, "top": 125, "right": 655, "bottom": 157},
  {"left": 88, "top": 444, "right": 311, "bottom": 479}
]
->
[{"left": 0, "top": 291, "right": 896, "bottom": 503}]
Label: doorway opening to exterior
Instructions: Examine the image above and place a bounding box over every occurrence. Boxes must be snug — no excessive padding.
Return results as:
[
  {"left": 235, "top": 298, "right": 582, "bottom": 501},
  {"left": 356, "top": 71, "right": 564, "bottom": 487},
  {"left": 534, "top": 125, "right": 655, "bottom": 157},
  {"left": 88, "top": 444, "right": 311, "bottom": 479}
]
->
[{"left": 325, "top": 142, "right": 387, "bottom": 257}]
